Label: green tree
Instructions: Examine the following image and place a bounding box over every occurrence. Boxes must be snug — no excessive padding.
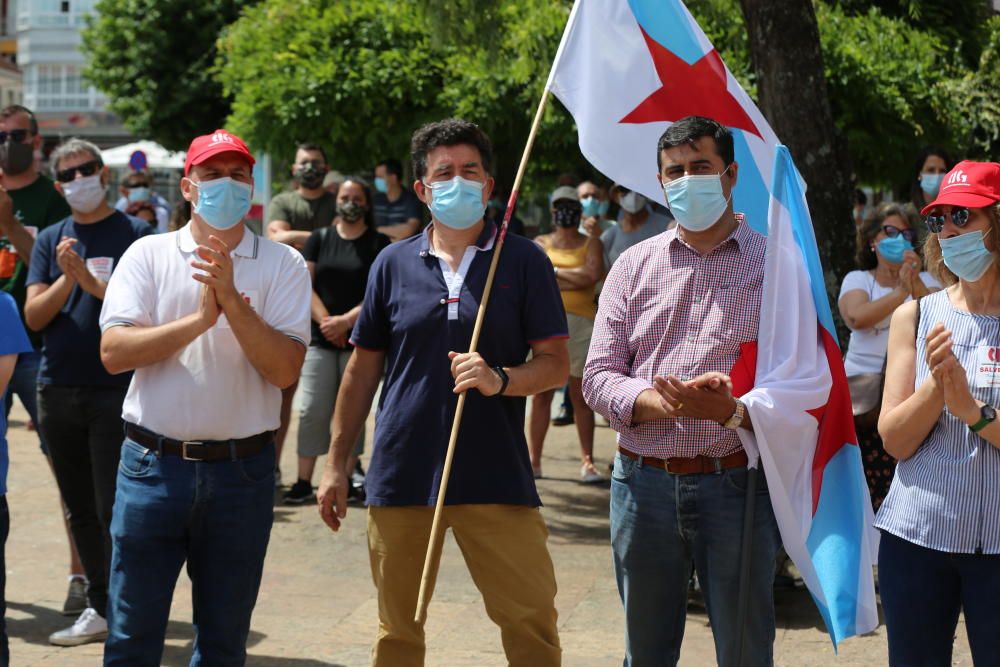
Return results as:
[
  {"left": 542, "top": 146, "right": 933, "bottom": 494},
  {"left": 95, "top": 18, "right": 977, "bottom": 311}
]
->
[
  {"left": 216, "top": 0, "right": 577, "bottom": 194},
  {"left": 81, "top": 0, "right": 257, "bottom": 151}
]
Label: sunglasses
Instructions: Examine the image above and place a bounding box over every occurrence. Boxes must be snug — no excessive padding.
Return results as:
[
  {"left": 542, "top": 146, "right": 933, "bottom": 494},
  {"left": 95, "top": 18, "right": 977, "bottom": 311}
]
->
[
  {"left": 0, "top": 129, "right": 31, "bottom": 144},
  {"left": 881, "top": 225, "right": 918, "bottom": 244},
  {"left": 925, "top": 208, "right": 970, "bottom": 234},
  {"left": 55, "top": 159, "right": 102, "bottom": 183}
]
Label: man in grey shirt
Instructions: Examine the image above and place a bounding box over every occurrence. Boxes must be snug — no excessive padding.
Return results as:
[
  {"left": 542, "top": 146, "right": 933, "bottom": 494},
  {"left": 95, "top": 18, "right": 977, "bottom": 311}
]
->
[{"left": 601, "top": 185, "right": 673, "bottom": 267}]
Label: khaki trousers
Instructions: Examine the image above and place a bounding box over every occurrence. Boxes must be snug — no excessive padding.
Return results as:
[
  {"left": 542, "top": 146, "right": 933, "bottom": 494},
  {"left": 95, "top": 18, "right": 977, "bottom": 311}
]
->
[{"left": 367, "top": 504, "right": 561, "bottom": 667}]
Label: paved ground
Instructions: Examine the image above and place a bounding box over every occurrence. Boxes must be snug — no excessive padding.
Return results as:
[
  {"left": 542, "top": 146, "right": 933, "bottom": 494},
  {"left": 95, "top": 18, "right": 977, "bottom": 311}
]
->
[{"left": 3, "top": 398, "right": 974, "bottom": 666}]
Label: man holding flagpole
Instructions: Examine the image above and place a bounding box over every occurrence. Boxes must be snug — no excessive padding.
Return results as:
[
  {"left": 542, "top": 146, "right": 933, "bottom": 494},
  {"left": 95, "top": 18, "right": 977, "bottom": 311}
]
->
[
  {"left": 317, "top": 118, "right": 568, "bottom": 667},
  {"left": 584, "top": 116, "right": 781, "bottom": 666}
]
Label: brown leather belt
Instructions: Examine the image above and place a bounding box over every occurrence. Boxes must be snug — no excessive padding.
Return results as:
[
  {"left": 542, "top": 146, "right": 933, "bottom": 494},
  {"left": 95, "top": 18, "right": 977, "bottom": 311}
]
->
[
  {"left": 125, "top": 423, "right": 273, "bottom": 462},
  {"left": 617, "top": 446, "right": 748, "bottom": 475}
]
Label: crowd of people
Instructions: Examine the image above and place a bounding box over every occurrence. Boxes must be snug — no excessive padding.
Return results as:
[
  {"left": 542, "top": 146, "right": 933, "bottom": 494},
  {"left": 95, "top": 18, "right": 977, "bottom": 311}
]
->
[{"left": 0, "top": 99, "right": 998, "bottom": 667}]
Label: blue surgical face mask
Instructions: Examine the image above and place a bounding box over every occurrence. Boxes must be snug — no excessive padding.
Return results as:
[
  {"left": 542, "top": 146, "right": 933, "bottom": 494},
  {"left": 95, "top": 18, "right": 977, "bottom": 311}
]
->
[
  {"left": 876, "top": 236, "right": 911, "bottom": 264},
  {"left": 663, "top": 169, "right": 731, "bottom": 232},
  {"left": 191, "top": 177, "right": 252, "bottom": 231},
  {"left": 581, "top": 196, "right": 609, "bottom": 218},
  {"left": 374, "top": 177, "right": 388, "bottom": 194},
  {"left": 939, "top": 230, "right": 995, "bottom": 283},
  {"left": 920, "top": 173, "right": 944, "bottom": 197},
  {"left": 423, "top": 176, "right": 486, "bottom": 230},
  {"left": 127, "top": 186, "right": 151, "bottom": 203}
]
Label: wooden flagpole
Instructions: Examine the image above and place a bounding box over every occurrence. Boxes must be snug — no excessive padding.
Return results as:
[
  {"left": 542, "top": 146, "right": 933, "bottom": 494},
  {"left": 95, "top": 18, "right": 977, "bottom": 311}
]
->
[{"left": 413, "top": 85, "right": 554, "bottom": 625}]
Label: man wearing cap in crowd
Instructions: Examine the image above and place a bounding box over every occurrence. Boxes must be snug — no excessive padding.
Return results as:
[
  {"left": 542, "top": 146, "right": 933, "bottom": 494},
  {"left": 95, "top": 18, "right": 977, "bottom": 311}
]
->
[
  {"left": 98, "top": 129, "right": 311, "bottom": 665},
  {"left": 317, "top": 118, "right": 568, "bottom": 666}
]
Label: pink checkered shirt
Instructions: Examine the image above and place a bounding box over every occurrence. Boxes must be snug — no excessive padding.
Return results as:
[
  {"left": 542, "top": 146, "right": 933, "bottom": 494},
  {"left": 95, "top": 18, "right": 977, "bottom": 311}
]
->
[{"left": 582, "top": 214, "right": 765, "bottom": 458}]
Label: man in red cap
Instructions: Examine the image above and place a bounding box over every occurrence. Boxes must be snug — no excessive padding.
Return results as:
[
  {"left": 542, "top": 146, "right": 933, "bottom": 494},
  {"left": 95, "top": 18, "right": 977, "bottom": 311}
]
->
[{"left": 97, "top": 130, "right": 312, "bottom": 665}]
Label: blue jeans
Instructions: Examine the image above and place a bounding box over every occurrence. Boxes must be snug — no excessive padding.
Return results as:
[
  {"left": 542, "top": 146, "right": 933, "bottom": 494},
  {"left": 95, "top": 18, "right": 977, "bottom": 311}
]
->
[
  {"left": 610, "top": 452, "right": 781, "bottom": 667},
  {"left": 104, "top": 437, "right": 276, "bottom": 667},
  {"left": 879, "top": 530, "right": 1000, "bottom": 666},
  {"left": 2, "top": 350, "right": 46, "bottom": 455}
]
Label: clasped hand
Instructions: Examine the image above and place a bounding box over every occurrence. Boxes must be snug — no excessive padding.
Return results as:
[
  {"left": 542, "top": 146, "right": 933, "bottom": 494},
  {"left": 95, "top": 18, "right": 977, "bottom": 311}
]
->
[
  {"left": 925, "top": 322, "right": 979, "bottom": 424},
  {"left": 653, "top": 372, "right": 737, "bottom": 423},
  {"left": 56, "top": 236, "right": 104, "bottom": 295},
  {"left": 190, "top": 235, "right": 239, "bottom": 329},
  {"left": 319, "top": 315, "right": 352, "bottom": 347}
]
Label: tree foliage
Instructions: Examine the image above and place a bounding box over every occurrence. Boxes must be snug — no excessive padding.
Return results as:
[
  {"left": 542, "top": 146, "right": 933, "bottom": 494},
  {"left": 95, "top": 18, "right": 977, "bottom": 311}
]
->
[
  {"left": 81, "top": 0, "right": 256, "bottom": 151},
  {"left": 216, "top": 0, "right": 573, "bottom": 192},
  {"left": 84, "top": 0, "right": 1000, "bottom": 192}
]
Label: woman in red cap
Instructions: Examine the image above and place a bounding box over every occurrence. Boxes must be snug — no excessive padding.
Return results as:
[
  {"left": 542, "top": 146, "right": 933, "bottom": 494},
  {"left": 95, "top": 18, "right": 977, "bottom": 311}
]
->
[{"left": 877, "top": 160, "right": 1000, "bottom": 665}]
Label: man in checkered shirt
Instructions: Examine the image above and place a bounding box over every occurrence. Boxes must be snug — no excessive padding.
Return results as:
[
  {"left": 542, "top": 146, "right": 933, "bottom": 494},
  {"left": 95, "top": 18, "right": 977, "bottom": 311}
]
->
[{"left": 583, "top": 116, "right": 781, "bottom": 667}]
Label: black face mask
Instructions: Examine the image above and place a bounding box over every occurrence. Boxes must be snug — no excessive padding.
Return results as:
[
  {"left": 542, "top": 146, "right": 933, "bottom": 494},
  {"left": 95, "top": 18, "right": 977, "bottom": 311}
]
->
[
  {"left": 553, "top": 205, "right": 582, "bottom": 228},
  {"left": 337, "top": 201, "right": 365, "bottom": 223},
  {"left": 0, "top": 141, "right": 34, "bottom": 175},
  {"left": 295, "top": 163, "right": 325, "bottom": 189}
]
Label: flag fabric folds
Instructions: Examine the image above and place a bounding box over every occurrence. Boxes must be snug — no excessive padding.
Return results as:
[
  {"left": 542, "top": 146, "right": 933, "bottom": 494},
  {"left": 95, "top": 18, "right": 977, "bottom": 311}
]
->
[{"left": 548, "top": 0, "right": 879, "bottom": 645}]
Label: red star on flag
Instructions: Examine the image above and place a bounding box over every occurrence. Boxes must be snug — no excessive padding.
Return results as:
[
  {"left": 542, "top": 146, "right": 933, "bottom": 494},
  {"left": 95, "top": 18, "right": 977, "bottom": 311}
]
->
[{"left": 620, "top": 27, "right": 762, "bottom": 140}]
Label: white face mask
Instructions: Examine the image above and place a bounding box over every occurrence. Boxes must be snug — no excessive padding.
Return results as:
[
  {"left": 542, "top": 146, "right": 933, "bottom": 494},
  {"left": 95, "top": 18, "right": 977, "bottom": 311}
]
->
[
  {"left": 619, "top": 191, "right": 647, "bottom": 214},
  {"left": 62, "top": 174, "right": 106, "bottom": 214}
]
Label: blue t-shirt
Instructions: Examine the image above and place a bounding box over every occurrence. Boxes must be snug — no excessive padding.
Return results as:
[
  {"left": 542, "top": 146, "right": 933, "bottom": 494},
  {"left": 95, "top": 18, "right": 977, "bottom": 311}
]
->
[
  {"left": 352, "top": 222, "right": 569, "bottom": 507},
  {"left": 26, "top": 211, "right": 153, "bottom": 387},
  {"left": 0, "top": 292, "right": 33, "bottom": 495}
]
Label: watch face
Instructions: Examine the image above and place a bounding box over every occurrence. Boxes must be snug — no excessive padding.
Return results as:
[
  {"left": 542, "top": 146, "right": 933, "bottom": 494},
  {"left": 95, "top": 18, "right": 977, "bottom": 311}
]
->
[{"left": 985, "top": 405, "right": 998, "bottom": 422}]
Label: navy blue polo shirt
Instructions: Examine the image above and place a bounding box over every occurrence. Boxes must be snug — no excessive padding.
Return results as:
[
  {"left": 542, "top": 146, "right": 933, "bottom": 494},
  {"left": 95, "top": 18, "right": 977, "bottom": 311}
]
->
[
  {"left": 27, "top": 211, "right": 153, "bottom": 387},
  {"left": 352, "top": 222, "right": 568, "bottom": 507}
]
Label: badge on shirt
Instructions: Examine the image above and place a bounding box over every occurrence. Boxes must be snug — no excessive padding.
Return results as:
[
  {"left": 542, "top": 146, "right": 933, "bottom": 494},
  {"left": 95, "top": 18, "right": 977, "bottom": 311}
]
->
[
  {"left": 218, "top": 289, "right": 259, "bottom": 329},
  {"left": 86, "top": 257, "right": 114, "bottom": 283},
  {"left": 975, "top": 345, "right": 1000, "bottom": 388}
]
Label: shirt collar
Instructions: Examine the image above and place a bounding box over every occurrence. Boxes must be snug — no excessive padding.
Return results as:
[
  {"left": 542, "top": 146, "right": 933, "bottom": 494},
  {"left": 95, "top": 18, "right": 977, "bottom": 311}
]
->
[
  {"left": 419, "top": 220, "right": 498, "bottom": 258},
  {"left": 177, "top": 222, "right": 258, "bottom": 259},
  {"left": 665, "top": 212, "right": 748, "bottom": 254}
]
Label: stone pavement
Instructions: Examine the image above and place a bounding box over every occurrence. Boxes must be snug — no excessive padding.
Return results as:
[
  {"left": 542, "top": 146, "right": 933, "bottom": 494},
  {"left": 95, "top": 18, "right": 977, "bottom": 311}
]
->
[{"left": 3, "top": 399, "right": 973, "bottom": 666}]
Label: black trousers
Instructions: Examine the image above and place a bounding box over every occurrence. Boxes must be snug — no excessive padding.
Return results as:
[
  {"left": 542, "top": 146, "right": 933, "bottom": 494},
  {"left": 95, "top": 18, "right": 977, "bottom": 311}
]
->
[{"left": 37, "top": 385, "right": 126, "bottom": 617}]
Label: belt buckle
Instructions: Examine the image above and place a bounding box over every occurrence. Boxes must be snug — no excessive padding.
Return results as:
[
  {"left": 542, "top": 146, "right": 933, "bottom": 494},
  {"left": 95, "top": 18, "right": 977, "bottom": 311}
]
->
[{"left": 181, "top": 441, "right": 203, "bottom": 461}]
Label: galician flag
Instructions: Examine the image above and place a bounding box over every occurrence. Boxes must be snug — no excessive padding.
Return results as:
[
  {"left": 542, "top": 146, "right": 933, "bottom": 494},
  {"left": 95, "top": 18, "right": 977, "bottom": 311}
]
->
[{"left": 547, "top": 0, "right": 879, "bottom": 646}]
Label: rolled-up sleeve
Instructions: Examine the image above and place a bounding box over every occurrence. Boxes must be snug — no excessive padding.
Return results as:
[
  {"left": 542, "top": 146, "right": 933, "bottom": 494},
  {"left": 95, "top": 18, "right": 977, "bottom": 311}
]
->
[{"left": 582, "top": 254, "right": 651, "bottom": 433}]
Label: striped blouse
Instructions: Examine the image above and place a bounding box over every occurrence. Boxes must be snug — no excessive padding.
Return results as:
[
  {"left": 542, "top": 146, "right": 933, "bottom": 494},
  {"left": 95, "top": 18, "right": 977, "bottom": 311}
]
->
[{"left": 875, "top": 288, "right": 1000, "bottom": 554}]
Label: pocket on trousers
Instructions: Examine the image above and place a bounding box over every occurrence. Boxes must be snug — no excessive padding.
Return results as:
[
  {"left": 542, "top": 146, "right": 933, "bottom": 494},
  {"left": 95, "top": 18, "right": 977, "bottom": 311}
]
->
[
  {"left": 611, "top": 451, "right": 637, "bottom": 483},
  {"left": 237, "top": 443, "right": 276, "bottom": 484},
  {"left": 722, "top": 466, "right": 768, "bottom": 496},
  {"left": 118, "top": 439, "right": 156, "bottom": 479}
]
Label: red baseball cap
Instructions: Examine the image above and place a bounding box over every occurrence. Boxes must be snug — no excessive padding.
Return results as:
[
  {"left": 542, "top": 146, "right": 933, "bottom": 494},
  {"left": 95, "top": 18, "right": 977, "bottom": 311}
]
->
[
  {"left": 184, "top": 129, "right": 256, "bottom": 175},
  {"left": 921, "top": 160, "right": 1000, "bottom": 215}
]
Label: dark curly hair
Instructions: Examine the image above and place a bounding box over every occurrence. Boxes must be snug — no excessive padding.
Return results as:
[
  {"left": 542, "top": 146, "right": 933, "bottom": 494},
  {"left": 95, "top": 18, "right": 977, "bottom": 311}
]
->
[
  {"left": 410, "top": 118, "right": 493, "bottom": 181},
  {"left": 855, "top": 203, "right": 919, "bottom": 270},
  {"left": 656, "top": 116, "right": 734, "bottom": 172}
]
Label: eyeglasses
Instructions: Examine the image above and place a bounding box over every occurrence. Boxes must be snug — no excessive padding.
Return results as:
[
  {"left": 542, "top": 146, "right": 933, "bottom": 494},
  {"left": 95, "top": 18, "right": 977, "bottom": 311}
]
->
[
  {"left": 881, "top": 226, "right": 918, "bottom": 244},
  {"left": 925, "top": 208, "right": 970, "bottom": 234},
  {"left": 55, "top": 159, "right": 102, "bottom": 183},
  {"left": 0, "top": 129, "right": 31, "bottom": 144}
]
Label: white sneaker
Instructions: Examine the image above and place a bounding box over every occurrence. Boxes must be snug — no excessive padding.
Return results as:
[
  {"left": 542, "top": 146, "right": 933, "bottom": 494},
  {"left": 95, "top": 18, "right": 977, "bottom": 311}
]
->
[
  {"left": 580, "top": 462, "right": 606, "bottom": 484},
  {"left": 49, "top": 607, "right": 108, "bottom": 646}
]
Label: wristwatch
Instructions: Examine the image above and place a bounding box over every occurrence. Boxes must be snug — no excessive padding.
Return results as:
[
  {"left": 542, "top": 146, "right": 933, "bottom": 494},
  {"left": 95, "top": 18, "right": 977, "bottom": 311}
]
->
[
  {"left": 969, "top": 404, "right": 997, "bottom": 433},
  {"left": 722, "top": 399, "right": 746, "bottom": 430},
  {"left": 491, "top": 366, "right": 510, "bottom": 397}
]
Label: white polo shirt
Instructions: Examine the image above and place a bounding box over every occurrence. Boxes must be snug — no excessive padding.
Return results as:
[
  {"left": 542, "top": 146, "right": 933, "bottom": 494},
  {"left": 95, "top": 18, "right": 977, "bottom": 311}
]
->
[{"left": 99, "top": 223, "right": 311, "bottom": 440}]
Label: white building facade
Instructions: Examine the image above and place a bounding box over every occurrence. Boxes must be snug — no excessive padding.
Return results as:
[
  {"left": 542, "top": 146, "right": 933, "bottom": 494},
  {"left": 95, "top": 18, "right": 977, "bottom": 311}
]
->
[{"left": 16, "top": 0, "right": 127, "bottom": 145}]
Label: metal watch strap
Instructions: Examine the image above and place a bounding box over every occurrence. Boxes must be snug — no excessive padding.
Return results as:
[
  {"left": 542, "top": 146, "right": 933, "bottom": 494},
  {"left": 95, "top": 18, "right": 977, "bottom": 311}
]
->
[
  {"left": 491, "top": 366, "right": 510, "bottom": 396},
  {"left": 723, "top": 399, "right": 745, "bottom": 430}
]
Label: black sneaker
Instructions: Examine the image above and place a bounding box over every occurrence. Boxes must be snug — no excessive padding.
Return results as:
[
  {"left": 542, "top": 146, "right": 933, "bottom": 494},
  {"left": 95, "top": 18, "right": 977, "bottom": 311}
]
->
[
  {"left": 551, "top": 405, "right": 574, "bottom": 426},
  {"left": 347, "top": 479, "right": 366, "bottom": 505},
  {"left": 282, "top": 479, "right": 315, "bottom": 505}
]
